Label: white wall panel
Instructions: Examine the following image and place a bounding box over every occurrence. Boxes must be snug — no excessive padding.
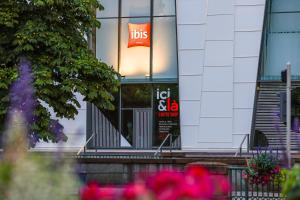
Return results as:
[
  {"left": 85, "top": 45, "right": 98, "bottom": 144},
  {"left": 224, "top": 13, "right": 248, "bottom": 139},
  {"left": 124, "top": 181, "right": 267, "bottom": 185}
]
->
[
  {"left": 35, "top": 92, "right": 87, "bottom": 150},
  {"left": 207, "top": 0, "right": 234, "bottom": 15},
  {"left": 204, "top": 41, "right": 233, "bottom": 66},
  {"left": 180, "top": 101, "right": 201, "bottom": 125},
  {"left": 195, "top": 142, "right": 233, "bottom": 149},
  {"left": 234, "top": 57, "right": 259, "bottom": 83},
  {"left": 198, "top": 118, "right": 232, "bottom": 142},
  {"left": 203, "top": 67, "right": 233, "bottom": 91},
  {"left": 35, "top": 133, "right": 86, "bottom": 149},
  {"left": 58, "top": 109, "right": 87, "bottom": 134},
  {"left": 207, "top": 15, "right": 234, "bottom": 40},
  {"left": 201, "top": 92, "right": 233, "bottom": 117},
  {"left": 177, "top": 0, "right": 206, "bottom": 24},
  {"left": 181, "top": 126, "right": 199, "bottom": 148},
  {"left": 233, "top": 109, "right": 253, "bottom": 133},
  {"left": 234, "top": 83, "right": 256, "bottom": 108},
  {"left": 179, "top": 76, "right": 202, "bottom": 100},
  {"left": 235, "top": 0, "right": 266, "bottom": 5},
  {"left": 177, "top": 0, "right": 266, "bottom": 150},
  {"left": 179, "top": 50, "right": 204, "bottom": 75},
  {"left": 177, "top": 25, "right": 206, "bottom": 50},
  {"left": 235, "top": 5, "right": 265, "bottom": 31},
  {"left": 232, "top": 134, "right": 248, "bottom": 148},
  {"left": 235, "top": 32, "right": 262, "bottom": 57}
]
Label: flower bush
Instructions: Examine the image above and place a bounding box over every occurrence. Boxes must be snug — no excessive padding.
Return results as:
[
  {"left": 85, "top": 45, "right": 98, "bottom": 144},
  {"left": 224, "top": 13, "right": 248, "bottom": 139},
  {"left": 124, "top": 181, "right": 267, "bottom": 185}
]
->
[
  {"left": 80, "top": 165, "right": 230, "bottom": 200},
  {"left": 243, "top": 150, "right": 281, "bottom": 185}
]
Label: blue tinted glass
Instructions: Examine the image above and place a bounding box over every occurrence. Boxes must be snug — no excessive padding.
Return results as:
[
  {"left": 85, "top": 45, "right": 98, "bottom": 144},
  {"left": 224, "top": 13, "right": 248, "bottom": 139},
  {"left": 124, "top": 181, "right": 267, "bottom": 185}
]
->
[
  {"left": 154, "top": 0, "right": 175, "bottom": 16},
  {"left": 122, "top": 0, "right": 151, "bottom": 17},
  {"left": 97, "top": 0, "right": 119, "bottom": 18}
]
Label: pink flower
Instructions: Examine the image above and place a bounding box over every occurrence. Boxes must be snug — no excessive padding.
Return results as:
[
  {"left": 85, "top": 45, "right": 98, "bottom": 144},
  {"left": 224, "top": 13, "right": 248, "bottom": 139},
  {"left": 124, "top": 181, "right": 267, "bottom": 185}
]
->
[
  {"left": 98, "top": 187, "right": 117, "bottom": 200},
  {"left": 80, "top": 182, "right": 116, "bottom": 200},
  {"left": 122, "top": 183, "right": 149, "bottom": 200},
  {"left": 146, "top": 169, "right": 183, "bottom": 196},
  {"left": 80, "top": 182, "right": 102, "bottom": 200},
  {"left": 185, "top": 165, "right": 214, "bottom": 198}
]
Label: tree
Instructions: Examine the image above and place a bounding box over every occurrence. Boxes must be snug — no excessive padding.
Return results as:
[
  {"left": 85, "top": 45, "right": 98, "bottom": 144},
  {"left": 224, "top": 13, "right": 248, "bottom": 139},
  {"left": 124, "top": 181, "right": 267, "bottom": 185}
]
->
[{"left": 0, "top": 0, "right": 119, "bottom": 145}]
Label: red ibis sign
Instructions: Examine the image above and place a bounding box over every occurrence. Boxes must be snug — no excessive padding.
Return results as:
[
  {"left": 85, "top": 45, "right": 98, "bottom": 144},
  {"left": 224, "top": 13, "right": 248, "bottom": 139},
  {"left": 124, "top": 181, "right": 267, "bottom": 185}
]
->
[{"left": 128, "top": 23, "right": 151, "bottom": 48}]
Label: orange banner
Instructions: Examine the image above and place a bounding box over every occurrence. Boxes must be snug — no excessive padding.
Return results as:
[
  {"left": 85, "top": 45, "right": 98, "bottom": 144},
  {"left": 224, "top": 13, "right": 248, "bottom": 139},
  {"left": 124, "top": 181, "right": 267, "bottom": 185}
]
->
[{"left": 128, "top": 23, "right": 151, "bottom": 48}]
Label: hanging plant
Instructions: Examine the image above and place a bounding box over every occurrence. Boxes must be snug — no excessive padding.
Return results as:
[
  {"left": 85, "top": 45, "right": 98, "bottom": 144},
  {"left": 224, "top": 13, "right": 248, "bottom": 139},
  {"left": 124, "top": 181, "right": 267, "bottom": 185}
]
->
[{"left": 243, "top": 150, "right": 281, "bottom": 185}]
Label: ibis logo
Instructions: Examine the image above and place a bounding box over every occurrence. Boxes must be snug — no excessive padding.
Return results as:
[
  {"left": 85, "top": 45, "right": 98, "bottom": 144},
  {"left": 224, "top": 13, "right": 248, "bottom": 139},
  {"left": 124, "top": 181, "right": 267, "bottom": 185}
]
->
[{"left": 128, "top": 23, "right": 151, "bottom": 48}]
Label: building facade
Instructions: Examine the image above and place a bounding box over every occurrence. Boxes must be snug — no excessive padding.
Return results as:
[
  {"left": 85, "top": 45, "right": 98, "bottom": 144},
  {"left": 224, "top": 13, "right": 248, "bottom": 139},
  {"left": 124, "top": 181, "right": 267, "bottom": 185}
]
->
[{"left": 37, "top": 0, "right": 295, "bottom": 151}]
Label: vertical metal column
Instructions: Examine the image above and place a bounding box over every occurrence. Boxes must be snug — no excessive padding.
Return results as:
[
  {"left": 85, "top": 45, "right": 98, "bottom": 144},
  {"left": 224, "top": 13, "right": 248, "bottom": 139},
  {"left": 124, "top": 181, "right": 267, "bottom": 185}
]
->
[{"left": 286, "top": 62, "right": 291, "bottom": 168}]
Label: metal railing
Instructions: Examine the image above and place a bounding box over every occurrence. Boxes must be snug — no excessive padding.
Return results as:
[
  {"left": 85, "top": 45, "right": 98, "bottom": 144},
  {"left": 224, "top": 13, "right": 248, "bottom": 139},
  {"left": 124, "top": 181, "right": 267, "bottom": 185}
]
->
[
  {"left": 77, "top": 133, "right": 95, "bottom": 156},
  {"left": 154, "top": 134, "right": 173, "bottom": 157},
  {"left": 229, "top": 166, "right": 286, "bottom": 200},
  {"left": 235, "top": 134, "right": 250, "bottom": 157}
]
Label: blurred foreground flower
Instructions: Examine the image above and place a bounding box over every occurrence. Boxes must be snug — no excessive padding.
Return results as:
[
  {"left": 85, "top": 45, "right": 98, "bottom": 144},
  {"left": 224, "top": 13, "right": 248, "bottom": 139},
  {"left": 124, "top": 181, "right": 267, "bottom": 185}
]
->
[
  {"left": 0, "top": 112, "right": 80, "bottom": 200},
  {"left": 0, "top": 58, "right": 80, "bottom": 200},
  {"left": 80, "top": 165, "right": 230, "bottom": 200}
]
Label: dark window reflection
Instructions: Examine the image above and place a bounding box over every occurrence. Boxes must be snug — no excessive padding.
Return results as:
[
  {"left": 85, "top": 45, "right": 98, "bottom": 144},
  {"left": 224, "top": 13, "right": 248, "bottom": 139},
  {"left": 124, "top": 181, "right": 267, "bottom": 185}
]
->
[
  {"left": 121, "top": 110, "right": 133, "bottom": 145},
  {"left": 121, "top": 84, "right": 152, "bottom": 108}
]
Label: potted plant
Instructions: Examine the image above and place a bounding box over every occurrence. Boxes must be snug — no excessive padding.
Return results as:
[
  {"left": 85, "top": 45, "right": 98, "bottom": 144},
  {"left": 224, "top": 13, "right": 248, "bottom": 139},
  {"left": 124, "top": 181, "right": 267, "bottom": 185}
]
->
[{"left": 243, "top": 150, "right": 281, "bottom": 185}]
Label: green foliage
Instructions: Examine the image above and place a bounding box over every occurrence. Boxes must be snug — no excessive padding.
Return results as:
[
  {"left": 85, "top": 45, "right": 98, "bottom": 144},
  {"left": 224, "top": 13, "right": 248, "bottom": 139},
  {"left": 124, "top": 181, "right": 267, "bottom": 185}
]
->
[
  {"left": 0, "top": 0, "right": 119, "bottom": 143},
  {"left": 282, "top": 165, "right": 300, "bottom": 200}
]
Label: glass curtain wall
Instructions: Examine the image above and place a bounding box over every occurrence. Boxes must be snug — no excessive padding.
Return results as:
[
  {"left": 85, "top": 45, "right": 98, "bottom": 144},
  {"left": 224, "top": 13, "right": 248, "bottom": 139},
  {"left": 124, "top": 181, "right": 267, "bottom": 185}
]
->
[
  {"left": 96, "top": 0, "right": 180, "bottom": 149},
  {"left": 261, "top": 0, "right": 300, "bottom": 80}
]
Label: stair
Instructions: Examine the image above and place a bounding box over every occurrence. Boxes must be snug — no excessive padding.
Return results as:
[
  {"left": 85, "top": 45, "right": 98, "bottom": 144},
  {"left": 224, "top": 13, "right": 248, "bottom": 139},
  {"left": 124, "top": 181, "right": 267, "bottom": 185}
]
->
[{"left": 254, "top": 81, "right": 300, "bottom": 150}]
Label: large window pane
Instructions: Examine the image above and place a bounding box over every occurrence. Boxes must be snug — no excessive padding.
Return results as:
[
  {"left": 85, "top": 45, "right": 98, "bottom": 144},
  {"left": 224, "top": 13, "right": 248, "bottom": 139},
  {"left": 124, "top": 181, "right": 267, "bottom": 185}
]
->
[
  {"left": 122, "top": 0, "right": 150, "bottom": 17},
  {"left": 154, "top": 0, "right": 175, "bottom": 16},
  {"left": 272, "top": 0, "right": 300, "bottom": 12},
  {"left": 121, "top": 84, "right": 152, "bottom": 108},
  {"left": 271, "top": 13, "right": 300, "bottom": 32},
  {"left": 97, "top": 0, "right": 119, "bottom": 18},
  {"left": 262, "top": 0, "right": 300, "bottom": 79},
  {"left": 119, "top": 18, "right": 151, "bottom": 79},
  {"left": 96, "top": 19, "right": 118, "bottom": 71},
  {"left": 265, "top": 34, "right": 300, "bottom": 77},
  {"left": 121, "top": 110, "right": 133, "bottom": 145},
  {"left": 152, "top": 17, "right": 177, "bottom": 79}
]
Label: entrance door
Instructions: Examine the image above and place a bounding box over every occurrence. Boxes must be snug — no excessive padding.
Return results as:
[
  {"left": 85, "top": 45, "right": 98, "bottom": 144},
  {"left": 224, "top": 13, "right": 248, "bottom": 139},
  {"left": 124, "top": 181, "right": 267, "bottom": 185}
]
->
[{"left": 133, "top": 108, "right": 152, "bottom": 149}]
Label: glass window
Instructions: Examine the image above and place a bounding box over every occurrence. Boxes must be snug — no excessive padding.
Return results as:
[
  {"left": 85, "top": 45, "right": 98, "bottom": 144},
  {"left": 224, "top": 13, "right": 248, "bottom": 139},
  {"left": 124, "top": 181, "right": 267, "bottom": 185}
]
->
[
  {"left": 121, "top": 0, "right": 151, "bottom": 17},
  {"left": 97, "top": 0, "right": 119, "bottom": 18},
  {"left": 261, "top": 0, "right": 300, "bottom": 80},
  {"left": 272, "top": 0, "right": 300, "bottom": 12},
  {"left": 152, "top": 17, "right": 177, "bottom": 79},
  {"left": 96, "top": 19, "right": 119, "bottom": 71},
  {"left": 265, "top": 34, "right": 300, "bottom": 77},
  {"left": 121, "top": 110, "right": 133, "bottom": 145},
  {"left": 119, "top": 18, "right": 151, "bottom": 79},
  {"left": 121, "top": 84, "right": 152, "bottom": 108},
  {"left": 270, "top": 13, "right": 300, "bottom": 32},
  {"left": 154, "top": 0, "right": 175, "bottom": 16}
]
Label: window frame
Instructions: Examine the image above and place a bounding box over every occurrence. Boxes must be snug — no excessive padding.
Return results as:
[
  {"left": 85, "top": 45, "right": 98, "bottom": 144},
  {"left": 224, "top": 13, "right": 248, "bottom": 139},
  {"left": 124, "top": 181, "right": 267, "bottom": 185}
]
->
[{"left": 96, "top": 0, "right": 179, "bottom": 84}]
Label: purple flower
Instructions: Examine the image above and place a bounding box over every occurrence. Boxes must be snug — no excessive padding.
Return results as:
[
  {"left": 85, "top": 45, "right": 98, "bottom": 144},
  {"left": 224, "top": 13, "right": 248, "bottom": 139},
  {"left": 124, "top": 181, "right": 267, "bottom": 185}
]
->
[
  {"left": 9, "top": 57, "right": 37, "bottom": 124},
  {"left": 7, "top": 57, "right": 39, "bottom": 147},
  {"left": 7, "top": 57, "right": 67, "bottom": 147}
]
